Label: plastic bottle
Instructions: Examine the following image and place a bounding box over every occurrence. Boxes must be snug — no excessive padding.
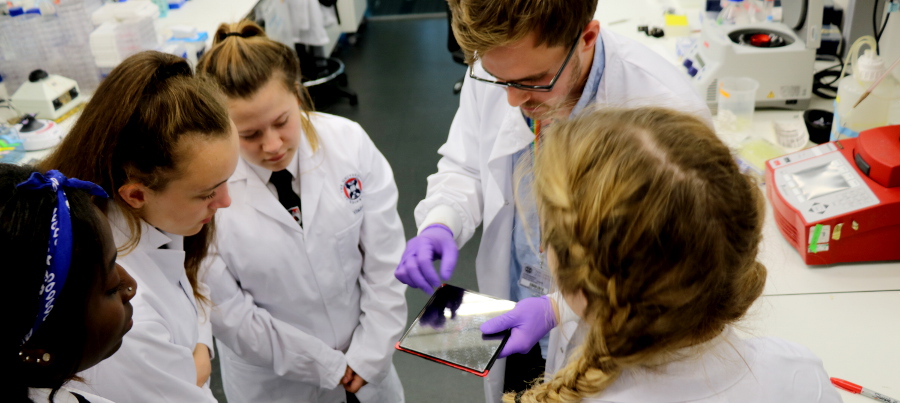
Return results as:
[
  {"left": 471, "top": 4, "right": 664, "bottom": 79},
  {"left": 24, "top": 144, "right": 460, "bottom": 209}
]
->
[
  {"left": 761, "top": 0, "right": 775, "bottom": 22},
  {"left": 832, "top": 38, "right": 900, "bottom": 140},
  {"left": 717, "top": 0, "right": 751, "bottom": 25},
  {"left": 745, "top": 0, "right": 773, "bottom": 23}
]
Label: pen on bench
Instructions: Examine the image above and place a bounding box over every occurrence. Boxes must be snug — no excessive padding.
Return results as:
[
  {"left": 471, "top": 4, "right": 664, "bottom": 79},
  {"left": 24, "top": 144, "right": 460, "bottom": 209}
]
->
[{"left": 831, "top": 377, "right": 899, "bottom": 403}]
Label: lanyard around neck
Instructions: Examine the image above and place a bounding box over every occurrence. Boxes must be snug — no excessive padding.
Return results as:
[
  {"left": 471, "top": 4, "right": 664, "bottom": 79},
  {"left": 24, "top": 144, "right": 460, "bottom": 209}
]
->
[{"left": 528, "top": 118, "right": 542, "bottom": 158}]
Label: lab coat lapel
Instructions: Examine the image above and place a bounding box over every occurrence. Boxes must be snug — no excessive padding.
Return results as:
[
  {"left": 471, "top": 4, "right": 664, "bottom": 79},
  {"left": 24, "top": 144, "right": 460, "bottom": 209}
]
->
[
  {"left": 297, "top": 131, "right": 325, "bottom": 229},
  {"left": 485, "top": 107, "right": 533, "bottom": 223},
  {"left": 239, "top": 159, "right": 304, "bottom": 235},
  {"left": 110, "top": 209, "right": 196, "bottom": 312},
  {"left": 146, "top": 236, "right": 197, "bottom": 314},
  {"left": 488, "top": 107, "right": 534, "bottom": 164},
  {"left": 148, "top": 246, "right": 189, "bottom": 286},
  {"left": 109, "top": 207, "right": 186, "bottom": 286}
]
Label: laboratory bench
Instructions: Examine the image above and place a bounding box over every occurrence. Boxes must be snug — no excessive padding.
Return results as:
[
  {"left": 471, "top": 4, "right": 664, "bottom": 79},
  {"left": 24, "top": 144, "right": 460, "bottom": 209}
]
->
[{"left": 739, "top": 291, "right": 900, "bottom": 397}]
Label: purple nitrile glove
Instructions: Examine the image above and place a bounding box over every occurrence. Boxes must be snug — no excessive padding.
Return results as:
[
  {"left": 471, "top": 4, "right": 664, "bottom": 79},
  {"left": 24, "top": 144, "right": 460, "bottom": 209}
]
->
[
  {"left": 480, "top": 295, "right": 557, "bottom": 358},
  {"left": 394, "top": 224, "right": 459, "bottom": 293}
]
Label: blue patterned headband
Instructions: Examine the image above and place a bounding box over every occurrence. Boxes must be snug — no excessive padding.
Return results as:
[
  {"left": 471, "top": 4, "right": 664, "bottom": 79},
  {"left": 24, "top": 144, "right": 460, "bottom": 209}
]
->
[{"left": 16, "top": 170, "right": 108, "bottom": 346}]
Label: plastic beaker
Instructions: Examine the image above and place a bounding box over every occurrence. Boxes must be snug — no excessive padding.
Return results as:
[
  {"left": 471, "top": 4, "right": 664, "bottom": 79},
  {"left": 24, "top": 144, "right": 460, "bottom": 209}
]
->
[{"left": 717, "top": 77, "right": 759, "bottom": 133}]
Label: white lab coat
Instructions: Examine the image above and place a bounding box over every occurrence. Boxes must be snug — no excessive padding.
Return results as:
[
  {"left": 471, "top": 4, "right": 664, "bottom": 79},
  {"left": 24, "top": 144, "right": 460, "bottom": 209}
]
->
[
  {"left": 287, "top": 0, "right": 338, "bottom": 46},
  {"left": 29, "top": 387, "right": 115, "bottom": 403},
  {"left": 256, "top": 0, "right": 338, "bottom": 47},
  {"left": 552, "top": 327, "right": 843, "bottom": 402},
  {"left": 204, "top": 112, "right": 407, "bottom": 403},
  {"left": 75, "top": 207, "right": 217, "bottom": 403},
  {"left": 414, "top": 28, "right": 712, "bottom": 402}
]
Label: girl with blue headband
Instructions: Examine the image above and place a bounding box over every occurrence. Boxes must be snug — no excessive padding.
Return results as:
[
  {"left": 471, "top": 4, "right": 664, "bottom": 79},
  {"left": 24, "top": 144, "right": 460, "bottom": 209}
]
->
[
  {"left": 1, "top": 163, "right": 137, "bottom": 403},
  {"left": 39, "top": 51, "right": 239, "bottom": 402}
]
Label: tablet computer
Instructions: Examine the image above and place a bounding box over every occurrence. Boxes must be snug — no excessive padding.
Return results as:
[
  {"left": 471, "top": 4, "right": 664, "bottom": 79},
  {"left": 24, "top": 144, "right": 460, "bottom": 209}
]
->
[{"left": 395, "top": 284, "right": 516, "bottom": 377}]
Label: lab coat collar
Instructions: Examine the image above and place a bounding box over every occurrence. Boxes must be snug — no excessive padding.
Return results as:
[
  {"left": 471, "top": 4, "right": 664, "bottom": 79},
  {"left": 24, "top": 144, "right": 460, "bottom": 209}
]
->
[
  {"left": 246, "top": 146, "right": 301, "bottom": 185},
  {"left": 107, "top": 204, "right": 186, "bottom": 286},
  {"left": 571, "top": 30, "right": 606, "bottom": 117},
  {"left": 29, "top": 387, "right": 101, "bottom": 403},
  {"left": 488, "top": 106, "right": 535, "bottom": 165},
  {"left": 229, "top": 121, "right": 325, "bottom": 233},
  {"left": 592, "top": 28, "right": 683, "bottom": 112},
  {"left": 595, "top": 327, "right": 756, "bottom": 402},
  {"left": 232, "top": 158, "right": 303, "bottom": 235}
]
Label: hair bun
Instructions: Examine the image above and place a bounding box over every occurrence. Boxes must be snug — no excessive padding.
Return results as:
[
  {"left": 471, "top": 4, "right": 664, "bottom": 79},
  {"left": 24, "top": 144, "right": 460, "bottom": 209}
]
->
[
  {"left": 223, "top": 31, "right": 254, "bottom": 39},
  {"left": 212, "top": 21, "right": 267, "bottom": 46}
]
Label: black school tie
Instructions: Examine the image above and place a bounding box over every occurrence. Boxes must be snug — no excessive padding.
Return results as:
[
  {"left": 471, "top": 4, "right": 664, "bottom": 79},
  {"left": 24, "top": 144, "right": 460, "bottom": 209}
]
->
[{"left": 270, "top": 169, "right": 302, "bottom": 226}]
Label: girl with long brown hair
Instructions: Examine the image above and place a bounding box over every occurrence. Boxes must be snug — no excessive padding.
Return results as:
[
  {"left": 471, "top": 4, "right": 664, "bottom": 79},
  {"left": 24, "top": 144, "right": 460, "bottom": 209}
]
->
[
  {"left": 39, "top": 51, "right": 238, "bottom": 402},
  {"left": 195, "top": 21, "right": 407, "bottom": 403},
  {"left": 484, "top": 107, "right": 841, "bottom": 402}
]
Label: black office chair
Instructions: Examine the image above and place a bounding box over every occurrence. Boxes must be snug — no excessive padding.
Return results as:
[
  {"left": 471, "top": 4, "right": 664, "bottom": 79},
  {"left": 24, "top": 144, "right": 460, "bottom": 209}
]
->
[
  {"left": 295, "top": 0, "right": 358, "bottom": 107},
  {"left": 295, "top": 43, "right": 358, "bottom": 106},
  {"left": 253, "top": 4, "right": 358, "bottom": 107}
]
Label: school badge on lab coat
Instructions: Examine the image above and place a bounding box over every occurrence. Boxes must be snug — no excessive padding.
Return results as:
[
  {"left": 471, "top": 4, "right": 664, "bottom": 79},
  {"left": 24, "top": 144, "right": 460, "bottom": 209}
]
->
[{"left": 342, "top": 174, "right": 362, "bottom": 203}]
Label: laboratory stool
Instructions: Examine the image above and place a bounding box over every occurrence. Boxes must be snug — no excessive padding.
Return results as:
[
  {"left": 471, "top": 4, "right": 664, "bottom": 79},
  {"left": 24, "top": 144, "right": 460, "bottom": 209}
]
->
[{"left": 296, "top": 44, "right": 359, "bottom": 107}]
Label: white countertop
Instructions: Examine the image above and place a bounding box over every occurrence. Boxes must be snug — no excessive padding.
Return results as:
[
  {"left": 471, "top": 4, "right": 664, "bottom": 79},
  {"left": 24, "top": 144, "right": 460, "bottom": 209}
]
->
[
  {"left": 156, "top": 0, "right": 260, "bottom": 48},
  {"left": 740, "top": 291, "right": 900, "bottom": 403}
]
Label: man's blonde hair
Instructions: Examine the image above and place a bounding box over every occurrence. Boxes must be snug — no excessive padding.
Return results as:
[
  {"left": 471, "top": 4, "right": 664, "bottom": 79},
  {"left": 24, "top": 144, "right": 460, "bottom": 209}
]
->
[
  {"left": 448, "top": 0, "right": 598, "bottom": 63},
  {"left": 509, "top": 107, "right": 767, "bottom": 402}
]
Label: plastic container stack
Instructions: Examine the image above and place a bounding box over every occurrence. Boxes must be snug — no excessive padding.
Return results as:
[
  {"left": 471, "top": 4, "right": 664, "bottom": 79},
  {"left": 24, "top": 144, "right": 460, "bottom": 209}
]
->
[
  {"left": 717, "top": 0, "right": 751, "bottom": 25},
  {"left": 0, "top": 8, "right": 46, "bottom": 94},
  {"left": 0, "top": 0, "right": 104, "bottom": 96},
  {"left": 88, "top": 1, "right": 160, "bottom": 76},
  {"left": 42, "top": 0, "right": 104, "bottom": 92},
  {"left": 90, "top": 17, "right": 159, "bottom": 75},
  {"left": 90, "top": 1, "right": 160, "bottom": 25}
]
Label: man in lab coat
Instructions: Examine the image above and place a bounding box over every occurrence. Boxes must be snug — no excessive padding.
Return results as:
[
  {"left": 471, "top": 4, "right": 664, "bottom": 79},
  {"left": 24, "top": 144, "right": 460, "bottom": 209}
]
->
[{"left": 394, "top": 0, "right": 711, "bottom": 401}]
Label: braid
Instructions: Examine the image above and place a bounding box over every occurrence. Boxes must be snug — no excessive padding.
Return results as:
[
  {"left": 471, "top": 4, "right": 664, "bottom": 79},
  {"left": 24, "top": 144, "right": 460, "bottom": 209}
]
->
[
  {"left": 507, "top": 325, "right": 623, "bottom": 403},
  {"left": 510, "top": 107, "right": 767, "bottom": 402}
]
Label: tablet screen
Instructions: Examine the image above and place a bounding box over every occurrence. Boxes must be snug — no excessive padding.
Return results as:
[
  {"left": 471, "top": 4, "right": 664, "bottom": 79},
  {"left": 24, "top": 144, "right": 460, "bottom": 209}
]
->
[{"left": 397, "top": 284, "right": 516, "bottom": 376}]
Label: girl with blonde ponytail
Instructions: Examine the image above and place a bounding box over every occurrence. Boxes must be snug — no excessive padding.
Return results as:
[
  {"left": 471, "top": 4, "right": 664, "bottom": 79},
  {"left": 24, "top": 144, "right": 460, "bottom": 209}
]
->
[
  {"left": 196, "top": 21, "right": 407, "bottom": 403},
  {"left": 496, "top": 107, "right": 841, "bottom": 402}
]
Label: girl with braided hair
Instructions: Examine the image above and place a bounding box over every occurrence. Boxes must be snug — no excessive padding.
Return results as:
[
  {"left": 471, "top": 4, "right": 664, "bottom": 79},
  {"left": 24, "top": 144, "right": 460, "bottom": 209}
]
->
[{"left": 489, "top": 107, "right": 841, "bottom": 402}]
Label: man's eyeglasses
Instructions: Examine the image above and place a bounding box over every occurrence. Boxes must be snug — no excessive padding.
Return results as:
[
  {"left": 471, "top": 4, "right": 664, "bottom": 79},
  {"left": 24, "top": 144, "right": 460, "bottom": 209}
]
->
[{"left": 468, "top": 36, "right": 580, "bottom": 92}]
